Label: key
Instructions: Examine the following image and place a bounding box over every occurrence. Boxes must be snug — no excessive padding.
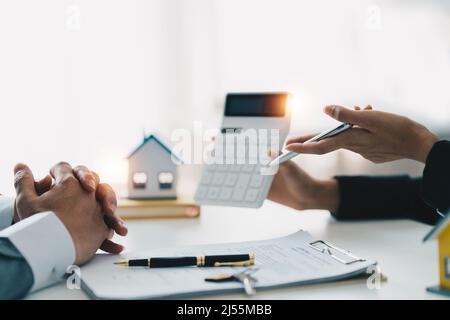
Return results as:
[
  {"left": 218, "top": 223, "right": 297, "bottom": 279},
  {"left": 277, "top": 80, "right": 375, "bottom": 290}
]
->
[
  {"left": 204, "top": 273, "right": 235, "bottom": 282},
  {"left": 212, "top": 172, "right": 225, "bottom": 185},
  {"left": 230, "top": 165, "right": 242, "bottom": 172},
  {"left": 232, "top": 174, "right": 250, "bottom": 201},
  {"left": 242, "top": 164, "right": 254, "bottom": 172},
  {"left": 219, "top": 187, "right": 233, "bottom": 200},
  {"left": 232, "top": 269, "right": 258, "bottom": 296},
  {"left": 207, "top": 187, "right": 220, "bottom": 200},
  {"left": 242, "top": 276, "right": 256, "bottom": 296},
  {"left": 201, "top": 172, "right": 213, "bottom": 184},
  {"left": 224, "top": 173, "right": 238, "bottom": 186},
  {"left": 205, "top": 268, "right": 259, "bottom": 282},
  {"left": 205, "top": 268, "right": 259, "bottom": 296},
  {"left": 206, "top": 164, "right": 218, "bottom": 172},
  {"left": 244, "top": 188, "right": 259, "bottom": 202},
  {"left": 195, "top": 187, "right": 207, "bottom": 199},
  {"left": 250, "top": 174, "right": 264, "bottom": 187},
  {"left": 217, "top": 164, "right": 229, "bottom": 172}
]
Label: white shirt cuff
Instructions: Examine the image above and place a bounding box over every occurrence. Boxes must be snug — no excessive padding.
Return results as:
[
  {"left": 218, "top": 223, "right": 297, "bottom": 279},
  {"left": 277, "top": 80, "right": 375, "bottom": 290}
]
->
[
  {"left": 0, "top": 212, "right": 76, "bottom": 292},
  {"left": 0, "top": 196, "right": 14, "bottom": 230}
]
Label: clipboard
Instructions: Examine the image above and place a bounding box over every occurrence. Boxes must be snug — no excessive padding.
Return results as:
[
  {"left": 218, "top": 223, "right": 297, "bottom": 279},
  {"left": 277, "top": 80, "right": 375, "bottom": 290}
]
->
[
  {"left": 309, "top": 240, "right": 366, "bottom": 265},
  {"left": 80, "top": 230, "right": 377, "bottom": 300}
]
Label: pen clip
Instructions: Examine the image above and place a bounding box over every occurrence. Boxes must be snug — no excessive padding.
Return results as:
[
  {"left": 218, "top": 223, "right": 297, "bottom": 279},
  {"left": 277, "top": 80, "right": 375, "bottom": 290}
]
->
[{"left": 213, "top": 259, "right": 255, "bottom": 267}]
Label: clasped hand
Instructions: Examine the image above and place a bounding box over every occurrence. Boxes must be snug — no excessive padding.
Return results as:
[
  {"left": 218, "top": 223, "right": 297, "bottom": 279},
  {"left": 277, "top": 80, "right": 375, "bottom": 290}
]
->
[{"left": 13, "top": 162, "right": 128, "bottom": 265}]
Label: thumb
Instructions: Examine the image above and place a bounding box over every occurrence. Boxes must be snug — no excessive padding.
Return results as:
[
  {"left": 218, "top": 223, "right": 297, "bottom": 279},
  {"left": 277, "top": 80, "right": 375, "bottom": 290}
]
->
[
  {"left": 14, "top": 163, "right": 38, "bottom": 199},
  {"left": 324, "top": 105, "right": 374, "bottom": 129}
]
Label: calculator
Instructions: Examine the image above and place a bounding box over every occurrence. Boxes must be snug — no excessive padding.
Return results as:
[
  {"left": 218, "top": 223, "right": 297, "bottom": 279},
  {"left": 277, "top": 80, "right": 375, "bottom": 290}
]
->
[
  {"left": 194, "top": 163, "right": 274, "bottom": 208},
  {"left": 194, "top": 93, "right": 291, "bottom": 208}
]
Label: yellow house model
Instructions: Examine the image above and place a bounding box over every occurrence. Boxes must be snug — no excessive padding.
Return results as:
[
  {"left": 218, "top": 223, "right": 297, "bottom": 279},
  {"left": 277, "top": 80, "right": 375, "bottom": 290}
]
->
[{"left": 423, "top": 210, "right": 450, "bottom": 297}]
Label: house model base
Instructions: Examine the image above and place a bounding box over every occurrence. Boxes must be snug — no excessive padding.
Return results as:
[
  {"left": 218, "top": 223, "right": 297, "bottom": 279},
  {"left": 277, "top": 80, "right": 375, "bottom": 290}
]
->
[{"left": 426, "top": 285, "right": 450, "bottom": 297}]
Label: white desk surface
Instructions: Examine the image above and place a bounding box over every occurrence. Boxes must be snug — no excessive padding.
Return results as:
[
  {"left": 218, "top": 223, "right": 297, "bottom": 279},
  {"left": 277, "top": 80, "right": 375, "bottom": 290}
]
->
[{"left": 28, "top": 201, "right": 447, "bottom": 300}]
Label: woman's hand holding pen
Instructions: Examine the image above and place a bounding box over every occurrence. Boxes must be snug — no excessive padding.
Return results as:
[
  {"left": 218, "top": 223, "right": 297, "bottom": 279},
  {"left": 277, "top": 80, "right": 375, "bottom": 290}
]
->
[{"left": 285, "top": 105, "right": 439, "bottom": 164}]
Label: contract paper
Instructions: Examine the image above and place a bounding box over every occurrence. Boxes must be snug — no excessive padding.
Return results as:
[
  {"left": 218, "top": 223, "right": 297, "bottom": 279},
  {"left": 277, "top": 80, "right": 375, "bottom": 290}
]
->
[{"left": 81, "top": 230, "right": 376, "bottom": 299}]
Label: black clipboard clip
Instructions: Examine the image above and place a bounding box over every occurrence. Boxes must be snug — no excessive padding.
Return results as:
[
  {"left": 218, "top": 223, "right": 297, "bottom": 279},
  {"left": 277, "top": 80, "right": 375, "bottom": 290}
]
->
[{"left": 309, "top": 240, "right": 366, "bottom": 265}]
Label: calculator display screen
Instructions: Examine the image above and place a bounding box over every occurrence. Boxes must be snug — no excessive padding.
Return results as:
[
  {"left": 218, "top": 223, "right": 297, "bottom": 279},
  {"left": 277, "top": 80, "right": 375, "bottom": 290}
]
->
[{"left": 225, "top": 93, "right": 287, "bottom": 117}]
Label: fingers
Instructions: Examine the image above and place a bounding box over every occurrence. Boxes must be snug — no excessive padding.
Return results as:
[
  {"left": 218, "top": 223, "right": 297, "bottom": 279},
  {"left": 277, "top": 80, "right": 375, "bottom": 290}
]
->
[
  {"left": 354, "top": 105, "right": 373, "bottom": 111},
  {"left": 107, "top": 228, "right": 114, "bottom": 240},
  {"left": 71, "top": 166, "right": 127, "bottom": 235},
  {"left": 97, "top": 183, "right": 128, "bottom": 236},
  {"left": 268, "top": 149, "right": 276, "bottom": 159},
  {"left": 285, "top": 130, "right": 354, "bottom": 155},
  {"left": 35, "top": 174, "right": 53, "bottom": 195},
  {"left": 286, "top": 104, "right": 374, "bottom": 149},
  {"left": 50, "top": 161, "right": 74, "bottom": 184},
  {"left": 104, "top": 214, "right": 128, "bottom": 237},
  {"left": 100, "top": 239, "right": 124, "bottom": 254},
  {"left": 324, "top": 105, "right": 375, "bottom": 128},
  {"left": 73, "top": 165, "right": 98, "bottom": 192},
  {"left": 96, "top": 184, "right": 117, "bottom": 215},
  {"left": 285, "top": 133, "right": 318, "bottom": 146},
  {"left": 285, "top": 127, "right": 371, "bottom": 155},
  {"left": 92, "top": 171, "right": 100, "bottom": 184},
  {"left": 14, "top": 163, "right": 38, "bottom": 199},
  {"left": 286, "top": 138, "right": 341, "bottom": 155}
]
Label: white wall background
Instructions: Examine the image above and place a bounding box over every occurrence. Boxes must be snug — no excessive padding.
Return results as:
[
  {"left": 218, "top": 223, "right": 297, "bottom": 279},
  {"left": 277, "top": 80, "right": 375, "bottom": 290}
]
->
[{"left": 0, "top": 0, "right": 449, "bottom": 195}]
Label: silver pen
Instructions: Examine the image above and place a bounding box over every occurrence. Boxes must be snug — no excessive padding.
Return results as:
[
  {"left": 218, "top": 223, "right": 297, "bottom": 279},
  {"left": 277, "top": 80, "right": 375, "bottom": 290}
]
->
[{"left": 269, "top": 123, "right": 353, "bottom": 166}]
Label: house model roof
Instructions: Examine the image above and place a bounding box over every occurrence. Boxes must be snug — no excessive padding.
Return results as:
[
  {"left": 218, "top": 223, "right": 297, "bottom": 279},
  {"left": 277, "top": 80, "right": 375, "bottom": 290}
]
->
[
  {"left": 127, "top": 134, "right": 183, "bottom": 163},
  {"left": 423, "top": 210, "right": 450, "bottom": 242}
]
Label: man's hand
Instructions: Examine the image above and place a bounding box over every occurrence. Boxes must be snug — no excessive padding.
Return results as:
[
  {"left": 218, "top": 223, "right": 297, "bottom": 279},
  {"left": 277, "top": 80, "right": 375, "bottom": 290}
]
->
[
  {"left": 285, "top": 105, "right": 439, "bottom": 163},
  {"left": 267, "top": 160, "right": 339, "bottom": 212},
  {"left": 71, "top": 165, "right": 128, "bottom": 253},
  {"left": 14, "top": 162, "right": 125, "bottom": 263},
  {"left": 14, "top": 163, "right": 127, "bottom": 254}
]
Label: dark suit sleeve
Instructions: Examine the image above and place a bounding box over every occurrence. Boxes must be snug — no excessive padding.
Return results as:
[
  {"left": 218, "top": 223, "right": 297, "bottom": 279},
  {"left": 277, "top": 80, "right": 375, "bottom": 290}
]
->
[
  {"left": 0, "top": 238, "right": 34, "bottom": 299},
  {"left": 331, "top": 176, "right": 438, "bottom": 225},
  {"left": 331, "top": 140, "right": 450, "bottom": 226},
  {"left": 422, "top": 140, "right": 450, "bottom": 212}
]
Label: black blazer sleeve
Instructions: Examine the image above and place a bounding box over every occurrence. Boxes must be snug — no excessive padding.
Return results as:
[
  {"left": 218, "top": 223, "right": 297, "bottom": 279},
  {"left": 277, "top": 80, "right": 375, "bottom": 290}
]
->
[
  {"left": 331, "top": 140, "right": 450, "bottom": 225},
  {"left": 422, "top": 140, "right": 450, "bottom": 212}
]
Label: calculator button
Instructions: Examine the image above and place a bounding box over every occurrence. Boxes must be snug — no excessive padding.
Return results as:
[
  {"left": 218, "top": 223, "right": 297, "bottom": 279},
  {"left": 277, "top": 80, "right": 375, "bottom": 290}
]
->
[
  {"left": 206, "top": 164, "right": 218, "bottom": 172},
  {"left": 224, "top": 173, "right": 238, "bottom": 186},
  {"left": 232, "top": 174, "right": 250, "bottom": 201},
  {"left": 244, "top": 188, "right": 259, "bottom": 202},
  {"left": 207, "top": 187, "right": 220, "bottom": 200},
  {"left": 201, "top": 172, "right": 213, "bottom": 184},
  {"left": 250, "top": 174, "right": 264, "bottom": 187},
  {"left": 219, "top": 187, "right": 233, "bottom": 200},
  {"left": 230, "top": 165, "right": 242, "bottom": 172},
  {"left": 195, "top": 187, "right": 207, "bottom": 199},
  {"left": 217, "top": 164, "right": 228, "bottom": 171},
  {"left": 212, "top": 173, "right": 225, "bottom": 185}
]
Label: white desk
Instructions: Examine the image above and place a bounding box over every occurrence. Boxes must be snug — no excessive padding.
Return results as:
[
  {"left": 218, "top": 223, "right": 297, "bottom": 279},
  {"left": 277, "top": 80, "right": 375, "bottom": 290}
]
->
[{"left": 28, "top": 201, "right": 446, "bottom": 300}]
